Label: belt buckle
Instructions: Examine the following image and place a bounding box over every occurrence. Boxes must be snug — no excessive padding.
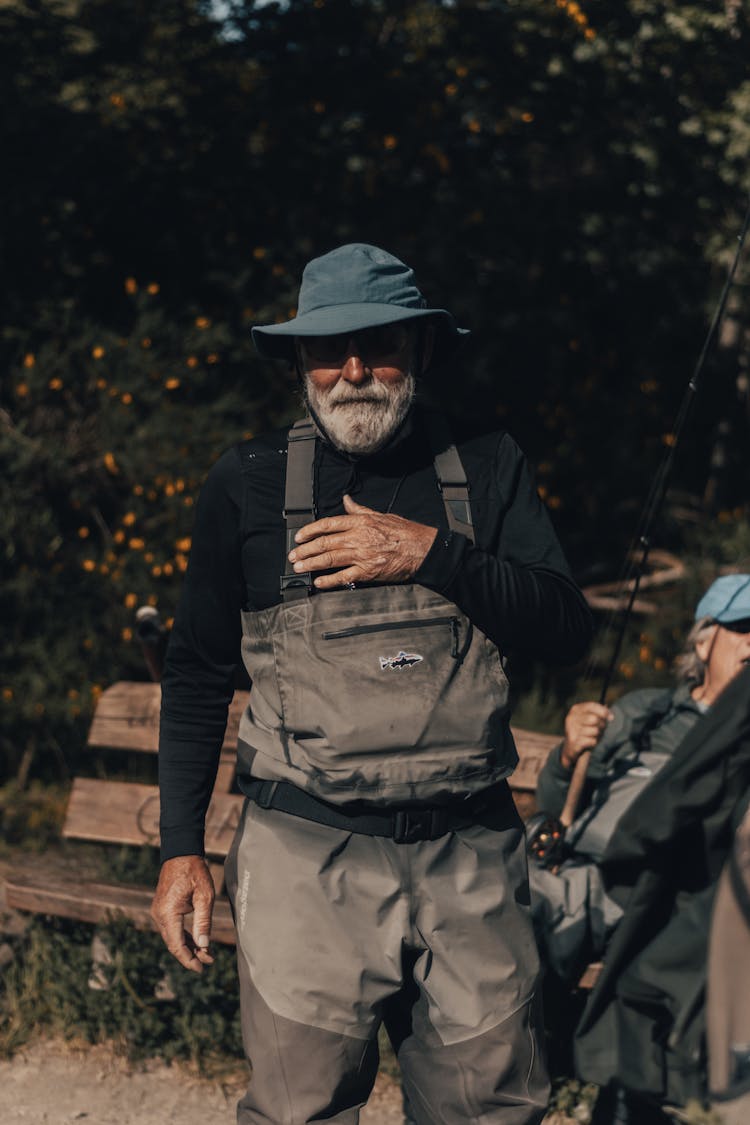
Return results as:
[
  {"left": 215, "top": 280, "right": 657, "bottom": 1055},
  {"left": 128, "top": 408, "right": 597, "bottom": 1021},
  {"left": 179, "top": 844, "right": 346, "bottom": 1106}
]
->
[{"left": 393, "top": 810, "right": 440, "bottom": 846}]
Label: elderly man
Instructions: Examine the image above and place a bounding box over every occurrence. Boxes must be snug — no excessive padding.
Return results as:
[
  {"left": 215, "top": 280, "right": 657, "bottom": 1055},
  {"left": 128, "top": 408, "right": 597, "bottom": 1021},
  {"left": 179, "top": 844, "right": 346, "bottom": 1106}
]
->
[
  {"left": 151, "top": 243, "right": 592, "bottom": 1124},
  {"left": 529, "top": 574, "right": 750, "bottom": 988}
]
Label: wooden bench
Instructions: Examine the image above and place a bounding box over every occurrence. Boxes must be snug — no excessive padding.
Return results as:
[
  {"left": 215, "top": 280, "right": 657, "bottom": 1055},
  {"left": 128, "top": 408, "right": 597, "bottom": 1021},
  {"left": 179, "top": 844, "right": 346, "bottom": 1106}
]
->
[
  {"left": 5, "top": 682, "right": 245, "bottom": 943},
  {"left": 7, "top": 682, "right": 587, "bottom": 968}
]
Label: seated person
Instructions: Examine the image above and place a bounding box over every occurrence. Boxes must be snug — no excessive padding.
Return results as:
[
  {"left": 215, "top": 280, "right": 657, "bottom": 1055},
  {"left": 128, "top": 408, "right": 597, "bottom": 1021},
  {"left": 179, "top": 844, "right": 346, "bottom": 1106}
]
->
[
  {"left": 576, "top": 638, "right": 750, "bottom": 1123},
  {"left": 528, "top": 574, "right": 750, "bottom": 982}
]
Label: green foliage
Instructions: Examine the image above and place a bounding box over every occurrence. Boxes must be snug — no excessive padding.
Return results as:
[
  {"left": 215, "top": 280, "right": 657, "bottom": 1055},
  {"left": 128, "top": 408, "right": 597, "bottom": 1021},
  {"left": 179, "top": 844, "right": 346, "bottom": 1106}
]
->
[
  {"left": 0, "top": 916, "right": 243, "bottom": 1067},
  {"left": 106, "top": 842, "right": 163, "bottom": 889},
  {"left": 1, "top": 290, "right": 287, "bottom": 781},
  {"left": 0, "top": 782, "right": 68, "bottom": 853},
  {"left": 546, "top": 1077, "right": 599, "bottom": 1123}
]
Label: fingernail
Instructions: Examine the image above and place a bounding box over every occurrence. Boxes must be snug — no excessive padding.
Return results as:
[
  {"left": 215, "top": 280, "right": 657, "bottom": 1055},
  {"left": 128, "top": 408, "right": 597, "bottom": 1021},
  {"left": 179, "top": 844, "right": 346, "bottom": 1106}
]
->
[
  {"left": 197, "top": 934, "right": 210, "bottom": 949},
  {"left": 288, "top": 551, "right": 296, "bottom": 562}
]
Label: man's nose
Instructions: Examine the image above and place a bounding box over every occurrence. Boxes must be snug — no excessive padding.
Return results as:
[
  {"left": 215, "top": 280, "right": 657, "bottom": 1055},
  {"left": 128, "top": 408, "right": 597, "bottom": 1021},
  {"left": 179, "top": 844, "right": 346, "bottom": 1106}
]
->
[{"left": 340, "top": 346, "right": 370, "bottom": 383}]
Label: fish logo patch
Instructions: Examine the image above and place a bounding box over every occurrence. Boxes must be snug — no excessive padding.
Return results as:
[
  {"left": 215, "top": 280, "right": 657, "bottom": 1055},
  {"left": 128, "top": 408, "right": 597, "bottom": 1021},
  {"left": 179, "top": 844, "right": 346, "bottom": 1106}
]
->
[{"left": 379, "top": 651, "right": 423, "bottom": 671}]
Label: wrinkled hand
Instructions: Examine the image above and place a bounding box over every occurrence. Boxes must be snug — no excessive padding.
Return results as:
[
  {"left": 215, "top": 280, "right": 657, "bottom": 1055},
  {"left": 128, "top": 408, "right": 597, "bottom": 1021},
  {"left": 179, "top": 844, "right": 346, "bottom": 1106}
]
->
[
  {"left": 150, "top": 855, "right": 215, "bottom": 973},
  {"left": 560, "top": 702, "right": 614, "bottom": 770},
  {"left": 288, "top": 494, "right": 438, "bottom": 590}
]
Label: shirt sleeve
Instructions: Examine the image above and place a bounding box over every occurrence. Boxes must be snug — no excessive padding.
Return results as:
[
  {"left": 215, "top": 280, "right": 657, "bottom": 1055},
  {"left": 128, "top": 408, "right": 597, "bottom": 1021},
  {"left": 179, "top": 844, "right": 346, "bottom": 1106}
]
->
[
  {"left": 414, "top": 433, "right": 593, "bottom": 663},
  {"left": 534, "top": 743, "right": 572, "bottom": 817},
  {"left": 158, "top": 448, "right": 244, "bottom": 862}
]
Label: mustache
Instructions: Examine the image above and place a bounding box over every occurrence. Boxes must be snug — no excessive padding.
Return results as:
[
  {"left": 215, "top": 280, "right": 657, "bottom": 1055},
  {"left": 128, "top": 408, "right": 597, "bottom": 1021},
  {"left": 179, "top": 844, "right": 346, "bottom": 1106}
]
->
[{"left": 324, "top": 385, "right": 392, "bottom": 407}]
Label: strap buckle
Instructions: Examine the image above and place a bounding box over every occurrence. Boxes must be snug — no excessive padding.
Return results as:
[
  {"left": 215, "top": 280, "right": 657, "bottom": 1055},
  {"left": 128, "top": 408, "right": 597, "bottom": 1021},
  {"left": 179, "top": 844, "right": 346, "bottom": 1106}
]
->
[
  {"left": 436, "top": 479, "right": 470, "bottom": 493},
  {"left": 280, "top": 572, "right": 313, "bottom": 596},
  {"left": 392, "top": 808, "right": 449, "bottom": 844},
  {"left": 436, "top": 480, "right": 472, "bottom": 530}
]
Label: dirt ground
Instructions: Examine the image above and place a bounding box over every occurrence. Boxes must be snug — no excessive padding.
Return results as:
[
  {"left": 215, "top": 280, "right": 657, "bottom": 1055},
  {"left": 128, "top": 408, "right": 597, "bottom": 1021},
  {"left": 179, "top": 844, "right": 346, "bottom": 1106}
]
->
[
  {"left": 0, "top": 1036, "right": 592, "bottom": 1124},
  {"left": 0, "top": 1037, "right": 406, "bottom": 1124}
]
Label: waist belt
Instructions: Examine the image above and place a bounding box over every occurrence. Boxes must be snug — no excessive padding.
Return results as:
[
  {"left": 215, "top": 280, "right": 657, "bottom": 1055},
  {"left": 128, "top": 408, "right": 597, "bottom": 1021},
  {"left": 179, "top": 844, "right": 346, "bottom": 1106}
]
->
[{"left": 242, "top": 779, "right": 511, "bottom": 844}]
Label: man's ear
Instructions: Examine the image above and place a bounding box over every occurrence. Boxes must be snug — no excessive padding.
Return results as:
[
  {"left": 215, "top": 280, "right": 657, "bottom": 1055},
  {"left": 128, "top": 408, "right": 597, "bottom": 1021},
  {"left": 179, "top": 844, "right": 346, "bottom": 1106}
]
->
[{"left": 695, "top": 624, "right": 719, "bottom": 665}]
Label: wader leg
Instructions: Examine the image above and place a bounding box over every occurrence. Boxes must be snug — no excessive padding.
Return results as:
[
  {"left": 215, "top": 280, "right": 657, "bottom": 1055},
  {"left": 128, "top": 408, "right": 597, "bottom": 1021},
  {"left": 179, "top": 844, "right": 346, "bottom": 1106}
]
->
[
  {"left": 225, "top": 802, "right": 406, "bottom": 1124},
  {"left": 398, "top": 991, "right": 548, "bottom": 1125},
  {"left": 393, "top": 818, "right": 550, "bottom": 1123},
  {"left": 235, "top": 946, "right": 380, "bottom": 1125}
]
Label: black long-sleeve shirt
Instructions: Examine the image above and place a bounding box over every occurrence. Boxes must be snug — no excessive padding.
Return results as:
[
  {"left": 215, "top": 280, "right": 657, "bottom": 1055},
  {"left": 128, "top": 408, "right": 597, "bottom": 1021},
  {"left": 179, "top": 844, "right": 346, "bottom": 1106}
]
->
[{"left": 159, "top": 408, "right": 593, "bottom": 860}]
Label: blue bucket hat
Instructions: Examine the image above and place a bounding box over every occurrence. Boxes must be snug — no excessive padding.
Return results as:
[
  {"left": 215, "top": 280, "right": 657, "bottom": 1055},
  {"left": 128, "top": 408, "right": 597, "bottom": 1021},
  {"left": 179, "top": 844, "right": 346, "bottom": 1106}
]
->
[
  {"left": 695, "top": 574, "right": 750, "bottom": 625},
  {"left": 252, "top": 243, "right": 468, "bottom": 364}
]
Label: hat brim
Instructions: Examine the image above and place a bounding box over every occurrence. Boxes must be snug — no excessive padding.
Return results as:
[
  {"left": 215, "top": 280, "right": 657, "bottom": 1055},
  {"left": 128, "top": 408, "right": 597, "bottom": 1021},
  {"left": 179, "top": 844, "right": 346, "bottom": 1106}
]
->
[{"left": 252, "top": 305, "right": 468, "bottom": 362}]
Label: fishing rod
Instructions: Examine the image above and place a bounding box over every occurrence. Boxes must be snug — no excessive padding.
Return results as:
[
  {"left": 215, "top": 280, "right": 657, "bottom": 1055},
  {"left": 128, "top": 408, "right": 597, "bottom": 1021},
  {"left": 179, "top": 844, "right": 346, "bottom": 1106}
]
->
[{"left": 530, "top": 194, "right": 750, "bottom": 860}]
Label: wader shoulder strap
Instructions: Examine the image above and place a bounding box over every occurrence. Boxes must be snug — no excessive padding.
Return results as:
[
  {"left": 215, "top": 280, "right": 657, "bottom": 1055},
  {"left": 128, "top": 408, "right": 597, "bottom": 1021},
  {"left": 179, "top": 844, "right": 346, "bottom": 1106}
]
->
[
  {"left": 423, "top": 412, "right": 475, "bottom": 545},
  {"left": 281, "top": 411, "right": 475, "bottom": 600},
  {"left": 281, "top": 417, "right": 316, "bottom": 601}
]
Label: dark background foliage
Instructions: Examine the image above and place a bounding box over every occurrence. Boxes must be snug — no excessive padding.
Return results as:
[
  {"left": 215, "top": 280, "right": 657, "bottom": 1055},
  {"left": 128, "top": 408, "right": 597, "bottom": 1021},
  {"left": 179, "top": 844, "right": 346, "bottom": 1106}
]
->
[{"left": 2, "top": 0, "right": 749, "bottom": 777}]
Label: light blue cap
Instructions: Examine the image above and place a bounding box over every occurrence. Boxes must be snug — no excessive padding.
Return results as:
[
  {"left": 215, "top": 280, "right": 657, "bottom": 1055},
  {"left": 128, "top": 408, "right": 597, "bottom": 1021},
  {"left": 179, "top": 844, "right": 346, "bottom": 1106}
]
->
[
  {"left": 695, "top": 574, "right": 750, "bottom": 624},
  {"left": 252, "top": 243, "right": 469, "bottom": 364}
]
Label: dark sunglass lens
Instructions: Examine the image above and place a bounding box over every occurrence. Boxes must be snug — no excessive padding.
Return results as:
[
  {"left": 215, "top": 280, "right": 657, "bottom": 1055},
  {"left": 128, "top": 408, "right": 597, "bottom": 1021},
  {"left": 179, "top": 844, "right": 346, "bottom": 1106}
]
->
[
  {"left": 725, "top": 618, "right": 750, "bottom": 634},
  {"left": 303, "top": 334, "right": 348, "bottom": 364},
  {"left": 360, "top": 325, "right": 407, "bottom": 358},
  {"left": 302, "top": 325, "right": 408, "bottom": 365}
]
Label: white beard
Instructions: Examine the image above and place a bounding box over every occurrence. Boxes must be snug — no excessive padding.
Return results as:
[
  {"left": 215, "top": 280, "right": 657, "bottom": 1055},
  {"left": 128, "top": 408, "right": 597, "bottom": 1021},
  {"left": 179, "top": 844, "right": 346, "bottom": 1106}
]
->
[{"left": 304, "top": 371, "right": 416, "bottom": 455}]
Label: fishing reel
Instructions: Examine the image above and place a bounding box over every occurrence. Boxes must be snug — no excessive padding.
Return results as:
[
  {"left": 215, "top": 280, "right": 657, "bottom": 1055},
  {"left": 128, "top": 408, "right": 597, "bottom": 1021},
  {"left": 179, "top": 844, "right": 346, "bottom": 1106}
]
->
[{"left": 526, "top": 812, "right": 568, "bottom": 871}]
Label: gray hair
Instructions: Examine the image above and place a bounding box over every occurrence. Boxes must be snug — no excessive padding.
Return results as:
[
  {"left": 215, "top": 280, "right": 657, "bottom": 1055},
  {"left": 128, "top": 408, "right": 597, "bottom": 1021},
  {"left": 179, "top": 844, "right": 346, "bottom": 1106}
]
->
[{"left": 674, "top": 616, "right": 716, "bottom": 686}]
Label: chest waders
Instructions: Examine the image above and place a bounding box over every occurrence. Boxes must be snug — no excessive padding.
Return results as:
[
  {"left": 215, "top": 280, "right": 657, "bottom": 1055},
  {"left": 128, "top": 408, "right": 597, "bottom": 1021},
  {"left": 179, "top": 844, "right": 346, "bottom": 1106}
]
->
[{"left": 235, "top": 414, "right": 518, "bottom": 840}]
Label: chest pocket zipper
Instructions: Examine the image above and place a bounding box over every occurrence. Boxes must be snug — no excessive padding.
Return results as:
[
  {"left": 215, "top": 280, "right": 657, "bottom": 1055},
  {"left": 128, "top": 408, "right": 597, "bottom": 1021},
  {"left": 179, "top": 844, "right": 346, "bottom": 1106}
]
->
[{"left": 323, "top": 615, "right": 462, "bottom": 659}]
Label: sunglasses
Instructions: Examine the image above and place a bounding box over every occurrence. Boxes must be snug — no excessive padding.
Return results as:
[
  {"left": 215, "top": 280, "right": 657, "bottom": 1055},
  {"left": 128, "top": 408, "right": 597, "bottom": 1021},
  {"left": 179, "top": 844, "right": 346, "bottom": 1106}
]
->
[
  {"left": 299, "top": 324, "right": 412, "bottom": 366},
  {"left": 720, "top": 618, "right": 750, "bottom": 634}
]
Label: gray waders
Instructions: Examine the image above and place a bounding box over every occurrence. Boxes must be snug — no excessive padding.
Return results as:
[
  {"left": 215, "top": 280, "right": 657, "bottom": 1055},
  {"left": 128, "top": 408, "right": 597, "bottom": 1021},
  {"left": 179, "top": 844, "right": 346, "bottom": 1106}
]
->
[{"left": 226, "top": 416, "right": 549, "bottom": 1123}]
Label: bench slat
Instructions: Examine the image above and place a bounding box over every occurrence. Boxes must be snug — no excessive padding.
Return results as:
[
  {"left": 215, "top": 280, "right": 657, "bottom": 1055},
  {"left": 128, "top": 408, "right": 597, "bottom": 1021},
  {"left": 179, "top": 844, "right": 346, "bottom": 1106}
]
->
[
  {"left": 508, "top": 727, "right": 559, "bottom": 790},
  {"left": 87, "top": 683, "right": 250, "bottom": 755},
  {"left": 4, "top": 874, "right": 237, "bottom": 945},
  {"left": 63, "top": 778, "right": 244, "bottom": 856}
]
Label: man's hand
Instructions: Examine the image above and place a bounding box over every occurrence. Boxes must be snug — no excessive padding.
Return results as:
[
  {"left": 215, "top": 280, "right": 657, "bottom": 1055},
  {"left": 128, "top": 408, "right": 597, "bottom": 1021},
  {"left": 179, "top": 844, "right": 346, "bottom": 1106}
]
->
[
  {"left": 560, "top": 702, "right": 614, "bottom": 770},
  {"left": 150, "top": 855, "right": 215, "bottom": 974},
  {"left": 288, "top": 494, "right": 438, "bottom": 590}
]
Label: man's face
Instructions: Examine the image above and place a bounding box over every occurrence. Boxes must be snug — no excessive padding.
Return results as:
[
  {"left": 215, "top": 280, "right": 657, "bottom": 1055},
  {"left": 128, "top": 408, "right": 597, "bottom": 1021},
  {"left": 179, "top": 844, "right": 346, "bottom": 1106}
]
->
[
  {"left": 297, "top": 323, "right": 417, "bottom": 455},
  {"left": 696, "top": 620, "right": 750, "bottom": 704}
]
